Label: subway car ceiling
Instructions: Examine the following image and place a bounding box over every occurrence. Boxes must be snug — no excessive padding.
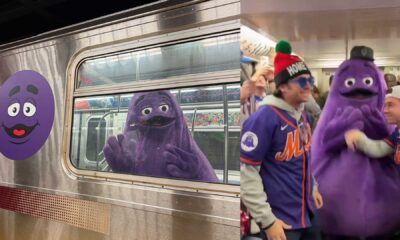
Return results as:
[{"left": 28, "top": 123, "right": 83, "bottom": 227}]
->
[{"left": 242, "top": 0, "right": 400, "bottom": 92}]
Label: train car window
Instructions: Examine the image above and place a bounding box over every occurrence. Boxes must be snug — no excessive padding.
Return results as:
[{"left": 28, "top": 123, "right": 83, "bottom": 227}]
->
[
  {"left": 77, "top": 34, "right": 239, "bottom": 89},
  {"left": 70, "top": 85, "right": 240, "bottom": 184}
]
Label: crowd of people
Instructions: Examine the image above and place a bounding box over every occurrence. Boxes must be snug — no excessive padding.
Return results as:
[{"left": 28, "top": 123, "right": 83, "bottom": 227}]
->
[{"left": 240, "top": 40, "right": 400, "bottom": 240}]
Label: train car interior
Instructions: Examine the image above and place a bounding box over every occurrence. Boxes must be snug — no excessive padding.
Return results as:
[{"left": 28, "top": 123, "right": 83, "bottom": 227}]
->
[
  {"left": 241, "top": 0, "right": 400, "bottom": 239},
  {"left": 241, "top": 0, "right": 400, "bottom": 95}
]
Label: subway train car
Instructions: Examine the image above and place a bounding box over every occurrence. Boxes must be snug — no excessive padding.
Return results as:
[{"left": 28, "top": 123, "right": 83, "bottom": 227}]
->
[
  {"left": 241, "top": 0, "right": 400, "bottom": 239},
  {"left": 0, "top": 0, "right": 240, "bottom": 239}
]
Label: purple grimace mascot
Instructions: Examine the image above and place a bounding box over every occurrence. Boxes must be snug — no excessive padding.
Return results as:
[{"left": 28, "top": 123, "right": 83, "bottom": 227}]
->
[
  {"left": 104, "top": 90, "right": 218, "bottom": 182},
  {"left": 312, "top": 46, "right": 400, "bottom": 237}
]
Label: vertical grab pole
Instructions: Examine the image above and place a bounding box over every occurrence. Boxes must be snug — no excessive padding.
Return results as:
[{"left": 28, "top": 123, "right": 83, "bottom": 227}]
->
[{"left": 223, "top": 85, "right": 229, "bottom": 184}]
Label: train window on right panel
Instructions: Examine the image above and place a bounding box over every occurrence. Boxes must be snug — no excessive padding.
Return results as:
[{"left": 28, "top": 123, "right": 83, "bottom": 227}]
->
[{"left": 70, "top": 85, "right": 240, "bottom": 184}]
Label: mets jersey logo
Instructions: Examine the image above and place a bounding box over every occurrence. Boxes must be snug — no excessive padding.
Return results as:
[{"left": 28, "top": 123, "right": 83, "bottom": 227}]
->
[
  {"left": 275, "top": 128, "right": 311, "bottom": 161},
  {"left": 241, "top": 131, "right": 258, "bottom": 152}
]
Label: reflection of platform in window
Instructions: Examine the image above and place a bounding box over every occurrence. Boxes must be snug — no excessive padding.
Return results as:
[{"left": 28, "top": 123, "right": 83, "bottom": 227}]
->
[
  {"left": 77, "top": 35, "right": 239, "bottom": 89},
  {"left": 227, "top": 86, "right": 240, "bottom": 101},
  {"left": 183, "top": 112, "right": 194, "bottom": 128},
  {"left": 195, "top": 111, "right": 224, "bottom": 127},
  {"left": 75, "top": 96, "right": 118, "bottom": 110},
  {"left": 180, "top": 87, "right": 224, "bottom": 104},
  {"left": 228, "top": 111, "right": 240, "bottom": 126}
]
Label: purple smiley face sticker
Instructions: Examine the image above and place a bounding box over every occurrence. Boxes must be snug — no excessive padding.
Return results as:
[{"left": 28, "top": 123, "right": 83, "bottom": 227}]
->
[{"left": 0, "top": 70, "right": 55, "bottom": 160}]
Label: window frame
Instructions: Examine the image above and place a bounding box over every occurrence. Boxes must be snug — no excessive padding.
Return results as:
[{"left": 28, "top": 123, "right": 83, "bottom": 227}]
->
[{"left": 63, "top": 26, "right": 240, "bottom": 195}]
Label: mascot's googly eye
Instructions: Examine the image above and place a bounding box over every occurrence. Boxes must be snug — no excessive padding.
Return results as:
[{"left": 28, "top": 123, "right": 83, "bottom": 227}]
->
[
  {"left": 345, "top": 78, "right": 356, "bottom": 87},
  {"left": 141, "top": 107, "right": 152, "bottom": 115},
  {"left": 23, "top": 102, "right": 36, "bottom": 117},
  {"left": 159, "top": 104, "right": 169, "bottom": 112},
  {"left": 7, "top": 102, "right": 20, "bottom": 117},
  {"left": 363, "top": 77, "right": 374, "bottom": 86}
]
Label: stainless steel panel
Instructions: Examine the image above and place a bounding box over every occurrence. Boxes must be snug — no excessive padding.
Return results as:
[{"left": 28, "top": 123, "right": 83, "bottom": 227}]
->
[
  {"left": 0, "top": 186, "right": 110, "bottom": 234},
  {"left": 0, "top": 209, "right": 106, "bottom": 240},
  {"left": 110, "top": 205, "right": 239, "bottom": 240}
]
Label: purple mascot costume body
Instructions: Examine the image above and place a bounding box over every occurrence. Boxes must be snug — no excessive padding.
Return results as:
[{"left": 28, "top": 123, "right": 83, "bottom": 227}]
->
[
  {"left": 104, "top": 90, "right": 218, "bottom": 182},
  {"left": 311, "top": 46, "right": 400, "bottom": 237}
]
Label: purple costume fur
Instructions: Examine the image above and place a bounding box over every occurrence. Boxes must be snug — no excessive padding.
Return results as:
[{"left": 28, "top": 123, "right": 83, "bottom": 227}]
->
[
  {"left": 311, "top": 59, "right": 400, "bottom": 236},
  {"left": 103, "top": 90, "right": 218, "bottom": 182}
]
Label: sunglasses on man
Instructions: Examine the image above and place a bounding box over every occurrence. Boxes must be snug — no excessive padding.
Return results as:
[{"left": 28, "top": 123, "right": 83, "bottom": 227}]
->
[{"left": 289, "top": 77, "right": 315, "bottom": 88}]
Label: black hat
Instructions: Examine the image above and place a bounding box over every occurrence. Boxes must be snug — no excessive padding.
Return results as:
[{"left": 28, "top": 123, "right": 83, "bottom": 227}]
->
[{"left": 350, "top": 46, "right": 374, "bottom": 61}]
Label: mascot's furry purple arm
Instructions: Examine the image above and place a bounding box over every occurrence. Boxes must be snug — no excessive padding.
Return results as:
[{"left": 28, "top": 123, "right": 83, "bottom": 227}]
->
[
  {"left": 311, "top": 46, "right": 400, "bottom": 237},
  {"left": 103, "top": 90, "right": 218, "bottom": 182}
]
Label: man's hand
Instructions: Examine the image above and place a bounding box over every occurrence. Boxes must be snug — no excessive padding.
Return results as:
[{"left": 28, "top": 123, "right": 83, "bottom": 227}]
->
[
  {"left": 345, "top": 129, "right": 365, "bottom": 152},
  {"left": 240, "top": 80, "right": 255, "bottom": 104},
  {"left": 265, "top": 219, "right": 292, "bottom": 240},
  {"left": 313, "top": 191, "right": 324, "bottom": 209}
]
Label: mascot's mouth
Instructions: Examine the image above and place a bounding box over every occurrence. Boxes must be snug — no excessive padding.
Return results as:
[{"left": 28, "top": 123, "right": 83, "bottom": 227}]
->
[
  {"left": 341, "top": 89, "right": 377, "bottom": 100},
  {"left": 2, "top": 122, "right": 39, "bottom": 142},
  {"left": 141, "top": 116, "right": 175, "bottom": 127}
]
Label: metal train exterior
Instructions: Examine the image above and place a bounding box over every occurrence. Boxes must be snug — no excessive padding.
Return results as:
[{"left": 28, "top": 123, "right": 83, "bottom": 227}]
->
[{"left": 0, "top": 0, "right": 240, "bottom": 239}]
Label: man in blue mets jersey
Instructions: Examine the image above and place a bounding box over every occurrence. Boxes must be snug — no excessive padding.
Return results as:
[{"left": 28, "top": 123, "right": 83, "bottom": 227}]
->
[{"left": 241, "top": 40, "right": 323, "bottom": 240}]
